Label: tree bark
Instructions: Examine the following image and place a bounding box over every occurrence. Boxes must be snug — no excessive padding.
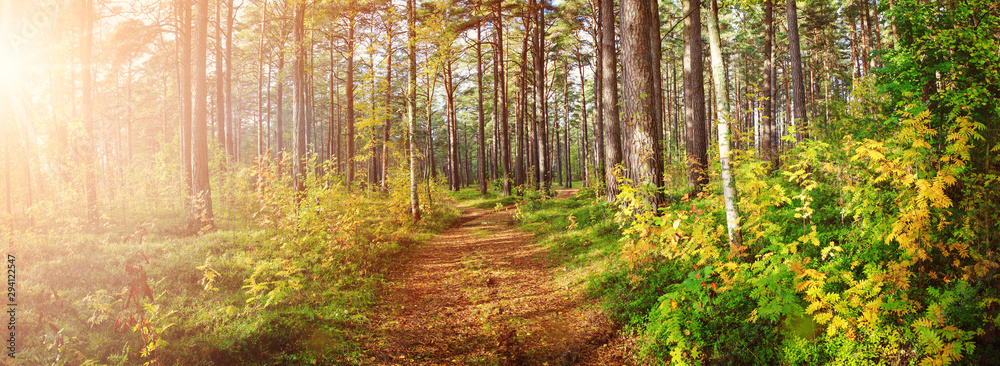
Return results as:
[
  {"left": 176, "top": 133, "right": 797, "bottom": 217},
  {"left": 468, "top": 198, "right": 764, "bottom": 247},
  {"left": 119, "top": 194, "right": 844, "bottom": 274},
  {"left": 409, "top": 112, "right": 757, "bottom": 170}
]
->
[
  {"left": 555, "top": 98, "right": 563, "bottom": 185},
  {"left": 762, "top": 0, "right": 776, "bottom": 166},
  {"left": 563, "top": 64, "right": 572, "bottom": 188},
  {"left": 226, "top": 0, "right": 235, "bottom": 161},
  {"left": 649, "top": 0, "right": 664, "bottom": 170},
  {"left": 496, "top": 5, "right": 512, "bottom": 196},
  {"left": 476, "top": 3, "right": 487, "bottom": 195},
  {"left": 621, "top": 0, "right": 664, "bottom": 208},
  {"left": 706, "top": 0, "right": 742, "bottom": 248},
  {"left": 515, "top": 17, "right": 529, "bottom": 190},
  {"left": 292, "top": 0, "right": 307, "bottom": 193},
  {"left": 407, "top": 0, "right": 421, "bottom": 220},
  {"left": 346, "top": 13, "right": 357, "bottom": 190},
  {"left": 600, "top": 0, "right": 623, "bottom": 201},
  {"left": 216, "top": 0, "right": 226, "bottom": 153},
  {"left": 575, "top": 49, "right": 590, "bottom": 187},
  {"left": 684, "top": 0, "right": 707, "bottom": 191},
  {"left": 192, "top": 0, "right": 215, "bottom": 229},
  {"left": 533, "top": 0, "right": 550, "bottom": 195},
  {"left": 444, "top": 61, "right": 460, "bottom": 191},
  {"left": 787, "top": 0, "right": 808, "bottom": 140},
  {"left": 326, "top": 33, "right": 340, "bottom": 167},
  {"left": 276, "top": 51, "right": 285, "bottom": 155},
  {"left": 179, "top": 0, "right": 193, "bottom": 195},
  {"left": 256, "top": 0, "right": 266, "bottom": 165},
  {"left": 381, "top": 17, "right": 394, "bottom": 192},
  {"left": 426, "top": 75, "right": 438, "bottom": 180},
  {"left": 592, "top": 17, "right": 606, "bottom": 189}
]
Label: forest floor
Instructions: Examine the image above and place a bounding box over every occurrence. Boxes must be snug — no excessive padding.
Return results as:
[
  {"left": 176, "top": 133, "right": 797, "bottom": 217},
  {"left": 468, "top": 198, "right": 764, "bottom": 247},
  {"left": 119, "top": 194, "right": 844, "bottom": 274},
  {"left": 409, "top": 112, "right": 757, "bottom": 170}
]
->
[{"left": 361, "top": 189, "right": 632, "bottom": 365}]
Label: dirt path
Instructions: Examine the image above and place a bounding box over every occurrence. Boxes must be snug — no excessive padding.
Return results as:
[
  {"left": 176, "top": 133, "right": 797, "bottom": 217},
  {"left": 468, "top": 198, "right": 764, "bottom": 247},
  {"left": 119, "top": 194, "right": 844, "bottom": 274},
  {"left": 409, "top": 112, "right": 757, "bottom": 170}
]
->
[{"left": 363, "top": 189, "right": 627, "bottom": 365}]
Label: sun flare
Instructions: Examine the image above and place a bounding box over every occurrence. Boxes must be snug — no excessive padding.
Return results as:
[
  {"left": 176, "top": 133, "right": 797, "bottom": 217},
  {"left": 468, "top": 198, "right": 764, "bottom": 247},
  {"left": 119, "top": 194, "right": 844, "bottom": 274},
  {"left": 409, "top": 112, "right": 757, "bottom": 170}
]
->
[{"left": 0, "top": 50, "right": 26, "bottom": 87}]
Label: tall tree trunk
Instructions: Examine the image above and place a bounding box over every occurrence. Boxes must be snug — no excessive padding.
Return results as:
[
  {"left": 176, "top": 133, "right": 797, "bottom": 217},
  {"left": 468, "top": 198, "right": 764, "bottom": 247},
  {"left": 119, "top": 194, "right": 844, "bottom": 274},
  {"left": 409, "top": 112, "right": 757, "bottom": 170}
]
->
[
  {"left": 126, "top": 67, "right": 134, "bottom": 163},
  {"left": 257, "top": 0, "right": 267, "bottom": 166},
  {"left": 407, "top": 0, "right": 421, "bottom": 220},
  {"left": 192, "top": 0, "right": 215, "bottom": 229},
  {"left": 334, "top": 57, "right": 342, "bottom": 173},
  {"left": 381, "top": 22, "right": 394, "bottom": 192},
  {"left": 621, "top": 0, "right": 664, "bottom": 208},
  {"left": 534, "top": 0, "right": 550, "bottom": 195},
  {"left": 592, "top": 19, "right": 606, "bottom": 189},
  {"left": 444, "top": 61, "right": 460, "bottom": 191},
  {"left": 555, "top": 99, "right": 563, "bottom": 186},
  {"left": 178, "top": 0, "right": 193, "bottom": 197},
  {"left": 276, "top": 52, "right": 285, "bottom": 155},
  {"left": 783, "top": 56, "right": 791, "bottom": 150},
  {"left": 684, "top": 0, "right": 707, "bottom": 190},
  {"left": 476, "top": 3, "right": 487, "bottom": 195},
  {"left": 706, "top": 0, "right": 742, "bottom": 248},
  {"left": 515, "top": 18, "right": 529, "bottom": 189},
  {"left": 575, "top": 49, "right": 590, "bottom": 187},
  {"left": 226, "top": 0, "right": 235, "bottom": 161},
  {"left": 600, "top": 0, "right": 623, "bottom": 201},
  {"left": 216, "top": 0, "right": 226, "bottom": 153},
  {"left": 670, "top": 56, "right": 679, "bottom": 161},
  {"left": 369, "top": 51, "right": 379, "bottom": 190},
  {"left": 787, "top": 0, "right": 808, "bottom": 140},
  {"left": 530, "top": 69, "right": 539, "bottom": 189},
  {"left": 307, "top": 39, "right": 316, "bottom": 163},
  {"left": 649, "top": 0, "right": 664, "bottom": 171},
  {"left": 563, "top": 65, "right": 572, "bottom": 188},
  {"left": 292, "top": 1, "right": 307, "bottom": 193},
  {"left": 664, "top": 48, "right": 673, "bottom": 160},
  {"left": 334, "top": 31, "right": 340, "bottom": 165},
  {"left": 463, "top": 116, "right": 472, "bottom": 187},
  {"left": 346, "top": 13, "right": 357, "bottom": 190},
  {"left": 426, "top": 77, "right": 438, "bottom": 179},
  {"left": 496, "top": 5, "right": 511, "bottom": 196},
  {"left": 762, "top": 0, "right": 776, "bottom": 166}
]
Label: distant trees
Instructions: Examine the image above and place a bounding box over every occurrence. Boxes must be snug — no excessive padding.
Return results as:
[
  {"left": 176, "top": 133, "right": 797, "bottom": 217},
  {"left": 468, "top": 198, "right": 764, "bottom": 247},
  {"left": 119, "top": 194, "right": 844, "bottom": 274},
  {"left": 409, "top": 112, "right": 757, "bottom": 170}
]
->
[
  {"left": 1, "top": 0, "right": 878, "bottom": 232},
  {"left": 82, "top": 0, "right": 98, "bottom": 225},
  {"left": 762, "top": 0, "right": 777, "bottom": 167}
]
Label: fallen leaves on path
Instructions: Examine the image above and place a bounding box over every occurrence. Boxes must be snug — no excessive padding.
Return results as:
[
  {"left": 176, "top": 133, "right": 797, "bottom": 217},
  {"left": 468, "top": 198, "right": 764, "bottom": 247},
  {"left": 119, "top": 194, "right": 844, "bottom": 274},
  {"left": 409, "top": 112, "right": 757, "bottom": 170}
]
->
[{"left": 362, "top": 189, "right": 632, "bottom": 365}]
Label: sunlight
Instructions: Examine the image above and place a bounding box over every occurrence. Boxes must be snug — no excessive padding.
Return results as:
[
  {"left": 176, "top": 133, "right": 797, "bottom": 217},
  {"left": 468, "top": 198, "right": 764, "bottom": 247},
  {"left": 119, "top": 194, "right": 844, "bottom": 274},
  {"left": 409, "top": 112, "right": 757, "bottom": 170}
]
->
[{"left": 0, "top": 50, "right": 26, "bottom": 87}]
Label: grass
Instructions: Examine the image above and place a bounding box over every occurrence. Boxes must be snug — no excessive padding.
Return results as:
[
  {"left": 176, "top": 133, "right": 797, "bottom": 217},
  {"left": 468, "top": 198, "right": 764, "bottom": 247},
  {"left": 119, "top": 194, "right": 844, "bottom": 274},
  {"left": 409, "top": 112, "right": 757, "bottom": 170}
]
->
[
  {"left": 12, "top": 185, "right": 461, "bottom": 365},
  {"left": 447, "top": 187, "right": 519, "bottom": 209}
]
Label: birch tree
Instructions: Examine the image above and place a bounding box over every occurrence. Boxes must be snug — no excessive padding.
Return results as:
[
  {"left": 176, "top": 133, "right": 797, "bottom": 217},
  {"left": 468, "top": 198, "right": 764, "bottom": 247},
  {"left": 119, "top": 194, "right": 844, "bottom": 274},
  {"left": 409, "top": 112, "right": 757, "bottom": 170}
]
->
[{"left": 705, "top": 0, "right": 742, "bottom": 248}]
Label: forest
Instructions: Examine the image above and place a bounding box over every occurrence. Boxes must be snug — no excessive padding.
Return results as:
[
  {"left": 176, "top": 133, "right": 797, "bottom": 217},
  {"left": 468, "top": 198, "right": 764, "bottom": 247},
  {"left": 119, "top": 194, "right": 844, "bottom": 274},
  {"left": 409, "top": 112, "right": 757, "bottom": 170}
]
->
[{"left": 1, "top": 0, "right": 998, "bottom": 364}]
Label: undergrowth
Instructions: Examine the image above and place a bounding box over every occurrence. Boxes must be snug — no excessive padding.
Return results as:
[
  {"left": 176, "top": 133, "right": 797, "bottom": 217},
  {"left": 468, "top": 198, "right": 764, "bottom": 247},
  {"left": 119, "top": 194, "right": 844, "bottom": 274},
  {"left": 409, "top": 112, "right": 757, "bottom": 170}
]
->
[{"left": 9, "top": 162, "right": 458, "bottom": 365}]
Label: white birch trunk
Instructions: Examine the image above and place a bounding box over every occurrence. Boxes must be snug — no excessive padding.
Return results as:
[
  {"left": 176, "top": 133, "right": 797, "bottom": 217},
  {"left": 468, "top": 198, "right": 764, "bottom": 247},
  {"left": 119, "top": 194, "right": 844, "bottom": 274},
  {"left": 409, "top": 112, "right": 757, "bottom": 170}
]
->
[{"left": 705, "top": 0, "right": 743, "bottom": 248}]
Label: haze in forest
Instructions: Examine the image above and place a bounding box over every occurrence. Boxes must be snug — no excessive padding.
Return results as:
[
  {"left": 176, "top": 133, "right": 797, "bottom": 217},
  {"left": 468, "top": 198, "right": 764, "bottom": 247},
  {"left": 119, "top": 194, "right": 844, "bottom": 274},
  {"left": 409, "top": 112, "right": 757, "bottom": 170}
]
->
[{"left": 0, "top": 0, "right": 998, "bottom": 364}]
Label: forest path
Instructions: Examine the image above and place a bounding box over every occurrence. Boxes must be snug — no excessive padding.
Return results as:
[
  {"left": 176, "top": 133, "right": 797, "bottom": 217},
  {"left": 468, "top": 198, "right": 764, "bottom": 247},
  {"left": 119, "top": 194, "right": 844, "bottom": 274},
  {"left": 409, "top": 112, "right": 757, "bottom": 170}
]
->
[{"left": 363, "top": 188, "right": 626, "bottom": 365}]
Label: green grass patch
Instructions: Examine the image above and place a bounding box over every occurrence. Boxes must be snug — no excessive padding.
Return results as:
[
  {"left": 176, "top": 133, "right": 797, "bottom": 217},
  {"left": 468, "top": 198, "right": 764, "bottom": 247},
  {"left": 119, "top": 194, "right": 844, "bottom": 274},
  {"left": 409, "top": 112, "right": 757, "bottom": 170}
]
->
[{"left": 11, "top": 180, "right": 459, "bottom": 365}]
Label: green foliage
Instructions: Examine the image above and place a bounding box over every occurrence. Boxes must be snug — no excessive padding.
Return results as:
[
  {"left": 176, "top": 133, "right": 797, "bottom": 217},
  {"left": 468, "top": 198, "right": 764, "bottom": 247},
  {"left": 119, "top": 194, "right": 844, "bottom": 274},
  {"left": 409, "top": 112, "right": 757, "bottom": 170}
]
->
[
  {"left": 616, "top": 98, "right": 1000, "bottom": 364},
  {"left": 11, "top": 157, "right": 457, "bottom": 365},
  {"left": 601, "top": 19, "right": 1000, "bottom": 360}
]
